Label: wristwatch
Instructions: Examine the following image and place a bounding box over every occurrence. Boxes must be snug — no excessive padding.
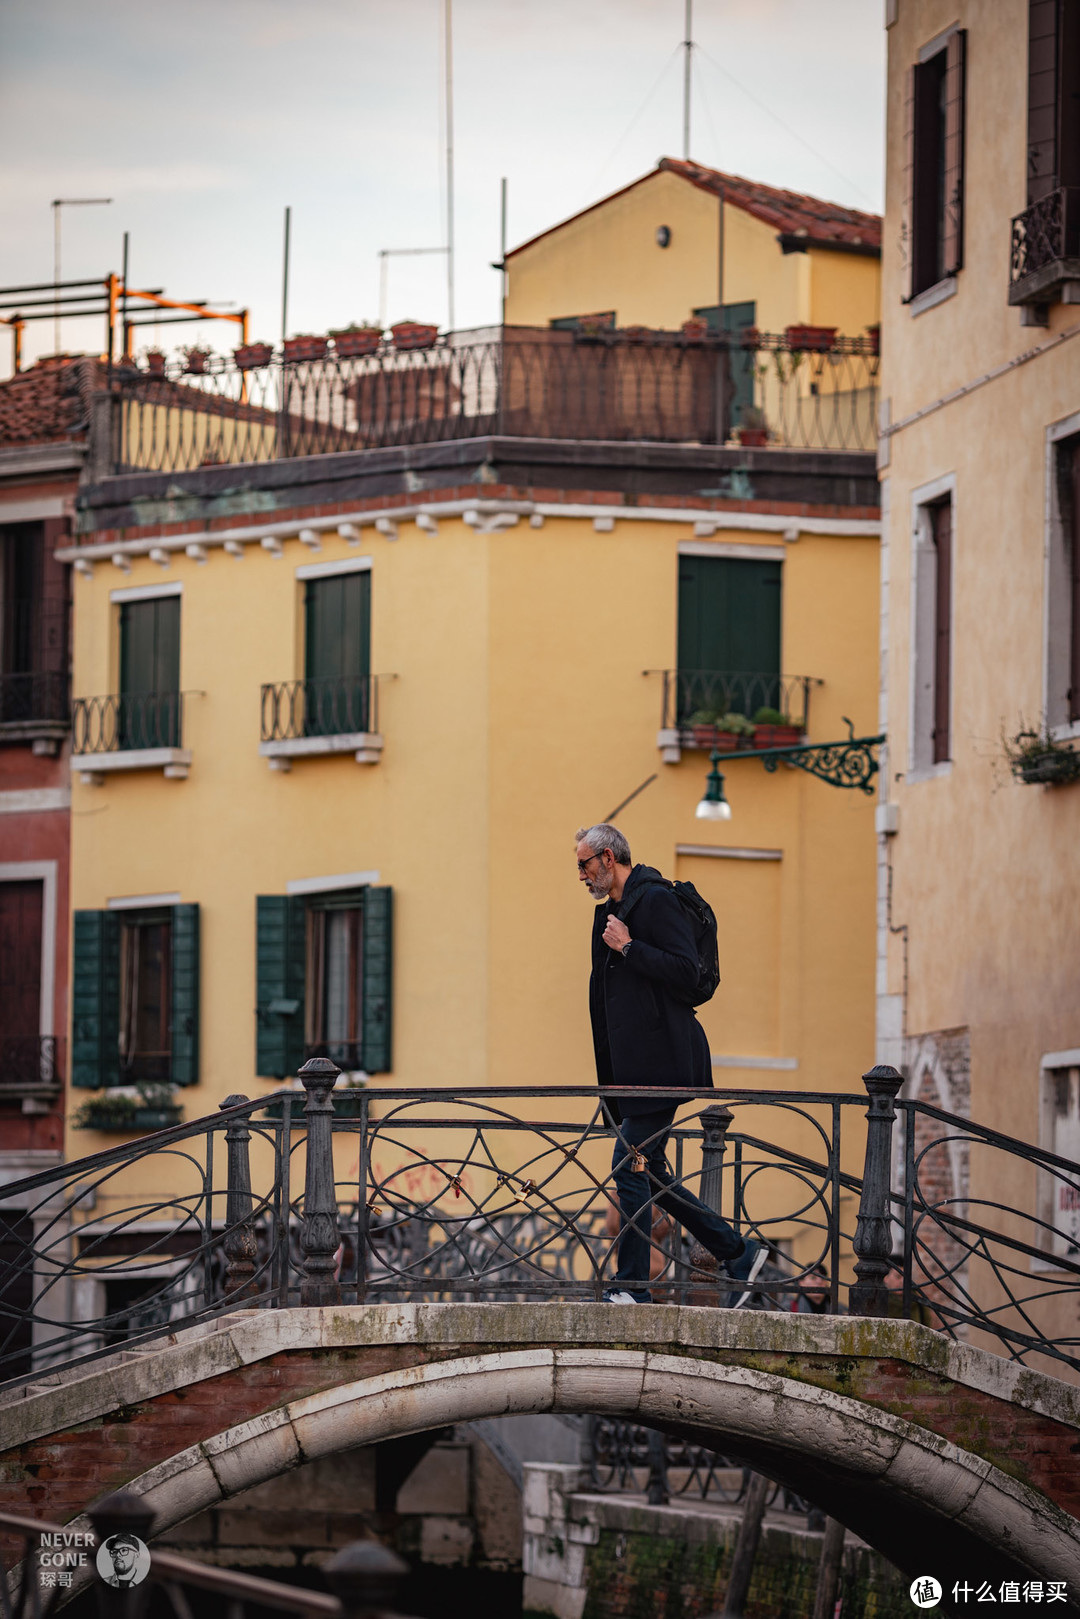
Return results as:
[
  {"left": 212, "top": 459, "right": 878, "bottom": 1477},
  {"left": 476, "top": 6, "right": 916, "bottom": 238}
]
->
[{"left": 620, "top": 941, "right": 632, "bottom": 958}]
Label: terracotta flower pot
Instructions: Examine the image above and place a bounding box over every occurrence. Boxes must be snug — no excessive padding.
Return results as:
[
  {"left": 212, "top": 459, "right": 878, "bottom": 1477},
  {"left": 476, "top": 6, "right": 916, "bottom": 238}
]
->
[
  {"left": 283, "top": 335, "right": 329, "bottom": 363},
  {"left": 711, "top": 732, "right": 741, "bottom": 752},
  {"left": 145, "top": 351, "right": 167, "bottom": 376},
  {"left": 754, "top": 724, "right": 803, "bottom": 748},
  {"left": 785, "top": 324, "right": 838, "bottom": 353},
  {"left": 332, "top": 328, "right": 382, "bottom": 358},
  {"left": 391, "top": 322, "right": 438, "bottom": 351},
  {"left": 692, "top": 724, "right": 720, "bottom": 747},
  {"left": 234, "top": 342, "right": 274, "bottom": 371},
  {"left": 182, "top": 351, "right": 210, "bottom": 375},
  {"left": 736, "top": 427, "right": 769, "bottom": 447},
  {"left": 866, "top": 324, "right": 881, "bottom": 356},
  {"left": 681, "top": 317, "right": 709, "bottom": 342}
]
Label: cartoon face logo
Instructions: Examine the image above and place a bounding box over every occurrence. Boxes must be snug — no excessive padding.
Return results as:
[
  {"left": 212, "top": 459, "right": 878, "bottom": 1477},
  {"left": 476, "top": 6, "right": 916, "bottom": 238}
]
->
[{"left": 95, "top": 1533, "right": 150, "bottom": 1588}]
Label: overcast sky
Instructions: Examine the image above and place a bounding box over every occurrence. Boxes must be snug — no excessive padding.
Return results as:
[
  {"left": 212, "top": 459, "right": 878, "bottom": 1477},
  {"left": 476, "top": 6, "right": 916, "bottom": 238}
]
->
[{"left": 0, "top": 0, "right": 884, "bottom": 375}]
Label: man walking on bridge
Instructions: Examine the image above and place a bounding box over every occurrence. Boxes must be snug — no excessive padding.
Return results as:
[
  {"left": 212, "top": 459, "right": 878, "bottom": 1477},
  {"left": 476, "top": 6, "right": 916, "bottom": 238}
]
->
[{"left": 576, "top": 822, "right": 765, "bottom": 1306}]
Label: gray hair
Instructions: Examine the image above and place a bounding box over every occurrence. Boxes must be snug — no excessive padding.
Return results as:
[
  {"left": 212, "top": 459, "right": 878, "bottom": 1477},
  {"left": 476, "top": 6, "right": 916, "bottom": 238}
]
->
[{"left": 574, "top": 822, "right": 632, "bottom": 865}]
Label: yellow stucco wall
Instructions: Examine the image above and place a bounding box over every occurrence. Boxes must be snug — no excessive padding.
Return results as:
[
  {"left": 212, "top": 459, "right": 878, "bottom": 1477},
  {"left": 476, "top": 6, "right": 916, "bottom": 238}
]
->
[
  {"left": 67, "top": 510, "right": 879, "bottom": 1264},
  {"left": 504, "top": 167, "right": 880, "bottom": 338}
]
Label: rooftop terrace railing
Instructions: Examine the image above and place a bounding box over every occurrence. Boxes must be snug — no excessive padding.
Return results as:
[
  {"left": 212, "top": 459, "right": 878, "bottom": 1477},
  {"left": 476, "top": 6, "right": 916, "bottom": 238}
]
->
[
  {"left": 0, "top": 1062, "right": 1077, "bottom": 1391},
  {"left": 98, "top": 325, "right": 880, "bottom": 478}
]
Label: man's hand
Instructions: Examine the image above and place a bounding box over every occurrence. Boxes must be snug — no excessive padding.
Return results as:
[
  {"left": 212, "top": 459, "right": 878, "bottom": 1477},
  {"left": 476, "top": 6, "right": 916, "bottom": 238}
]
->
[{"left": 602, "top": 915, "right": 631, "bottom": 953}]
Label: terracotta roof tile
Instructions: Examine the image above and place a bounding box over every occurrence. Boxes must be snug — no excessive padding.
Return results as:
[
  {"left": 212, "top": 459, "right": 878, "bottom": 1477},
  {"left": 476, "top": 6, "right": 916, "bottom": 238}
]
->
[
  {"left": 0, "top": 355, "right": 103, "bottom": 447},
  {"left": 658, "top": 158, "right": 881, "bottom": 250}
]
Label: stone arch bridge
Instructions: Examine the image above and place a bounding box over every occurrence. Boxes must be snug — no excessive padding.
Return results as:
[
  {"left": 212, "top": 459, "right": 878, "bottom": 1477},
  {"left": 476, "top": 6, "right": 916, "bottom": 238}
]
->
[{"left": 3, "top": 1304, "right": 1079, "bottom": 1605}]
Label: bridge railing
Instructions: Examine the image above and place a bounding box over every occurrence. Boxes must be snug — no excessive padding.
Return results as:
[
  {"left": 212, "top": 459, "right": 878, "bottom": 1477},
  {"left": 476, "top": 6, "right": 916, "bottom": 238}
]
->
[{"left": 0, "top": 1063, "right": 1077, "bottom": 1391}]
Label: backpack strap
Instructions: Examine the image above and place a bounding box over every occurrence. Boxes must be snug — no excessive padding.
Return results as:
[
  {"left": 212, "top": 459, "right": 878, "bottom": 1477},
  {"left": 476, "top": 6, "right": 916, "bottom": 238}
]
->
[{"left": 616, "top": 875, "right": 670, "bottom": 924}]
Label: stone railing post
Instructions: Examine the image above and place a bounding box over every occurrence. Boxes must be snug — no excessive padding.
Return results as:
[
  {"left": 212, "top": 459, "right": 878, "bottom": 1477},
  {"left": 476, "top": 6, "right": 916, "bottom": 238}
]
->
[
  {"left": 298, "top": 1057, "right": 342, "bottom": 1307},
  {"left": 700, "top": 1103, "right": 735, "bottom": 1213},
  {"left": 850, "top": 1063, "right": 904, "bottom": 1317},
  {"left": 646, "top": 1426, "right": 669, "bottom": 1506},
  {"left": 219, "top": 1094, "right": 259, "bottom": 1303}
]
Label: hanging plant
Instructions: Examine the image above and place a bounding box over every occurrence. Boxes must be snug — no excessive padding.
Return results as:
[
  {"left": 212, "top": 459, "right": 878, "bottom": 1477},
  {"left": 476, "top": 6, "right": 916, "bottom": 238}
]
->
[
  {"left": 1004, "top": 727, "right": 1080, "bottom": 786},
  {"left": 180, "top": 345, "right": 212, "bottom": 375},
  {"left": 143, "top": 348, "right": 167, "bottom": 376},
  {"left": 283, "top": 334, "right": 330, "bottom": 363},
  {"left": 234, "top": 341, "right": 274, "bottom": 371},
  {"left": 390, "top": 321, "right": 439, "bottom": 351},
  {"left": 331, "top": 324, "right": 383, "bottom": 358}
]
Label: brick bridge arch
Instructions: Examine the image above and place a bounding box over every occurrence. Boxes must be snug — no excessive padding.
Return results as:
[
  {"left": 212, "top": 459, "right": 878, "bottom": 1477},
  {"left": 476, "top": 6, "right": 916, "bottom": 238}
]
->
[{"left": 5, "top": 1306, "right": 1080, "bottom": 1601}]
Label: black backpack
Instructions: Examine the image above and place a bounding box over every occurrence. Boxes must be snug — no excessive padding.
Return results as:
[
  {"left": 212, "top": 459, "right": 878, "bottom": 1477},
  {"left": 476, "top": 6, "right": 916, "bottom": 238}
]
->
[{"left": 620, "top": 877, "right": 720, "bottom": 1007}]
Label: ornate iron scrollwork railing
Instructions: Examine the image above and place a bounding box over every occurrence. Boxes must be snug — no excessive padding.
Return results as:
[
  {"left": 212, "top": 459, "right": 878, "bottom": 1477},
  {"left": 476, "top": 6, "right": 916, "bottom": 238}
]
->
[
  {"left": 260, "top": 675, "right": 379, "bottom": 741},
  {"left": 0, "top": 1069, "right": 1077, "bottom": 1391},
  {"left": 1009, "top": 186, "right": 1080, "bottom": 302},
  {"left": 71, "top": 689, "right": 184, "bottom": 753}
]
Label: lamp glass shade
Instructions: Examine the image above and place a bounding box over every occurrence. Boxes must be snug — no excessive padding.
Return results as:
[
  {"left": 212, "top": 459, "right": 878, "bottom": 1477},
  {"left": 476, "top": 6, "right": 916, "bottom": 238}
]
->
[{"left": 695, "top": 797, "right": 732, "bottom": 821}]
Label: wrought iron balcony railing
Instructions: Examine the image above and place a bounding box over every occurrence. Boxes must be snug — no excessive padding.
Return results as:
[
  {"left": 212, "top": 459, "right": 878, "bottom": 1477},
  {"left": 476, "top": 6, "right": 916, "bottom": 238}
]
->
[
  {"left": 260, "top": 675, "right": 378, "bottom": 741},
  {"left": 658, "top": 669, "right": 819, "bottom": 741},
  {"left": 1009, "top": 187, "right": 1080, "bottom": 305},
  {"left": 0, "top": 1065, "right": 1077, "bottom": 1389},
  {"left": 0, "top": 601, "right": 70, "bottom": 731},
  {"left": 0, "top": 1036, "right": 62, "bottom": 1095},
  {"left": 100, "top": 325, "right": 880, "bottom": 477},
  {"left": 0, "top": 671, "right": 69, "bottom": 729},
  {"left": 71, "top": 689, "right": 183, "bottom": 753}
]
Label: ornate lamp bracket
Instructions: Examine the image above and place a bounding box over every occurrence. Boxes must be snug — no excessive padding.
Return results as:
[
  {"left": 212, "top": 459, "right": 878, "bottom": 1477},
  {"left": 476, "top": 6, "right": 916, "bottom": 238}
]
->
[{"left": 722, "top": 717, "right": 884, "bottom": 794}]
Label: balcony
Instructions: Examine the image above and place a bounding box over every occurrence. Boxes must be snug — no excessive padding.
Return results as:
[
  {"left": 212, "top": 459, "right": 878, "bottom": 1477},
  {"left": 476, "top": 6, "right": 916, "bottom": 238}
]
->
[
  {"left": 0, "top": 1036, "right": 63, "bottom": 1101},
  {"left": 71, "top": 691, "right": 191, "bottom": 784},
  {"left": 1009, "top": 188, "right": 1080, "bottom": 311},
  {"left": 99, "top": 325, "right": 880, "bottom": 478},
  {"left": 259, "top": 675, "right": 383, "bottom": 770},
  {"left": 0, "top": 602, "right": 70, "bottom": 750},
  {"left": 656, "top": 670, "right": 819, "bottom": 762}
]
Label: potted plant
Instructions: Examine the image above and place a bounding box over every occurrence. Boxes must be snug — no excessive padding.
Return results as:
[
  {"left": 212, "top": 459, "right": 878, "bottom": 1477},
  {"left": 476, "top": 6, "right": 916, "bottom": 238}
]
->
[
  {"left": 866, "top": 323, "right": 881, "bottom": 357},
  {"left": 283, "top": 334, "right": 330, "bottom": 364},
  {"left": 681, "top": 316, "right": 710, "bottom": 343},
  {"left": 143, "top": 348, "right": 167, "bottom": 377},
  {"left": 1005, "top": 728, "right": 1080, "bottom": 786},
  {"left": 234, "top": 340, "right": 274, "bottom": 370},
  {"left": 331, "top": 323, "right": 383, "bottom": 358},
  {"left": 785, "top": 324, "right": 838, "bottom": 353},
  {"left": 73, "top": 1082, "right": 183, "bottom": 1133},
  {"left": 736, "top": 406, "right": 769, "bottom": 447},
  {"left": 685, "top": 708, "right": 720, "bottom": 745},
  {"left": 180, "top": 345, "right": 212, "bottom": 376},
  {"left": 714, "top": 712, "right": 756, "bottom": 750},
  {"left": 753, "top": 707, "right": 803, "bottom": 748},
  {"left": 390, "top": 320, "right": 439, "bottom": 351},
  {"left": 739, "top": 326, "right": 761, "bottom": 348},
  {"left": 619, "top": 325, "right": 652, "bottom": 344}
]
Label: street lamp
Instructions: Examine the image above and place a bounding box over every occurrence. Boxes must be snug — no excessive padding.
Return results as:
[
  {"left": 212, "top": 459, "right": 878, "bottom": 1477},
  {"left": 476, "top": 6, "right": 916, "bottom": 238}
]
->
[{"left": 695, "top": 751, "right": 732, "bottom": 820}]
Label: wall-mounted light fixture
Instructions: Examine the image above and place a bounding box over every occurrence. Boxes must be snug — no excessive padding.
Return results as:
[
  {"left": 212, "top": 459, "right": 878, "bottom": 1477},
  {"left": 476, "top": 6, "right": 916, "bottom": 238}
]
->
[{"left": 695, "top": 752, "right": 732, "bottom": 820}]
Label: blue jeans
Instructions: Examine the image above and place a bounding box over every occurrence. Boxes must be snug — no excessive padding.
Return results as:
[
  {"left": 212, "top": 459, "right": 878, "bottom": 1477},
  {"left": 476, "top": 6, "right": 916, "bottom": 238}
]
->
[{"left": 611, "top": 1106, "right": 744, "bottom": 1299}]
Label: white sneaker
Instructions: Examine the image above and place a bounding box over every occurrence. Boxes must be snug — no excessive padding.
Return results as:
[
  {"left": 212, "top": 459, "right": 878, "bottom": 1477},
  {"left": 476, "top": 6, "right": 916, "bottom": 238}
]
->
[
  {"left": 729, "top": 1241, "right": 768, "bottom": 1309},
  {"left": 602, "top": 1289, "right": 643, "bottom": 1304}
]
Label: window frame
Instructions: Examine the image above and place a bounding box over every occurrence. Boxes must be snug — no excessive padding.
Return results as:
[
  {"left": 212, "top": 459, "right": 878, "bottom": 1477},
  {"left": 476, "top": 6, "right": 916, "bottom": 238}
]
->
[
  {"left": 903, "top": 26, "right": 967, "bottom": 309},
  {"left": 908, "top": 474, "right": 956, "bottom": 779},
  {"left": 1044, "top": 410, "right": 1080, "bottom": 740},
  {"left": 305, "top": 891, "right": 366, "bottom": 1072},
  {"left": 0, "top": 861, "right": 57, "bottom": 1045},
  {"left": 116, "top": 906, "right": 174, "bottom": 1085}
]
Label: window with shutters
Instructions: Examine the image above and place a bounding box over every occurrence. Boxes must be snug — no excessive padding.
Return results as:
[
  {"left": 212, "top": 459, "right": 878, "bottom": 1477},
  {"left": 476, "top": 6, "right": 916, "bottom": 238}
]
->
[
  {"left": 303, "top": 569, "right": 372, "bottom": 737},
  {"left": 904, "top": 29, "right": 966, "bottom": 303},
  {"left": 676, "top": 553, "right": 783, "bottom": 721},
  {"left": 256, "top": 886, "right": 393, "bottom": 1078},
  {"left": 0, "top": 881, "right": 43, "bottom": 1091},
  {"left": 1011, "top": 1, "right": 1080, "bottom": 312},
  {"left": 1046, "top": 426, "right": 1080, "bottom": 734},
  {"left": 911, "top": 485, "right": 955, "bottom": 773},
  {"left": 118, "top": 594, "right": 181, "bottom": 749},
  {"left": 71, "top": 903, "right": 199, "bottom": 1087},
  {"left": 0, "top": 520, "right": 69, "bottom": 732},
  {"left": 1038, "top": 1051, "right": 1080, "bottom": 1262},
  {"left": 692, "top": 303, "right": 757, "bottom": 428}
]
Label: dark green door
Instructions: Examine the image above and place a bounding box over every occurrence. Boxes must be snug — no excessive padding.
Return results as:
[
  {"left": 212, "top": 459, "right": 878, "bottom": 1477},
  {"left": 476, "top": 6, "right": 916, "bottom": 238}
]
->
[
  {"left": 304, "top": 571, "right": 371, "bottom": 735},
  {"left": 677, "top": 554, "right": 782, "bottom": 718},
  {"left": 693, "top": 300, "right": 757, "bottom": 431},
  {"left": 119, "top": 596, "right": 180, "bottom": 748}
]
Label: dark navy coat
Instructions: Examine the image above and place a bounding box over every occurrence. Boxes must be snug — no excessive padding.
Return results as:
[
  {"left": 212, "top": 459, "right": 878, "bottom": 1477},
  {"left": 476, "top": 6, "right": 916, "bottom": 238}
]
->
[{"left": 588, "top": 863, "right": 714, "bottom": 1115}]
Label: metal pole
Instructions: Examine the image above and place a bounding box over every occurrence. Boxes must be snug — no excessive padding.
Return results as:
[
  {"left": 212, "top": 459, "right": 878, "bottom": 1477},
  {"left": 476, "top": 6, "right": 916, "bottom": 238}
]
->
[
  {"left": 722, "top": 1470, "right": 770, "bottom": 1618},
  {"left": 53, "top": 202, "right": 60, "bottom": 355},
  {"left": 281, "top": 205, "right": 292, "bottom": 347},
  {"left": 500, "top": 176, "right": 508, "bottom": 327},
  {"left": 811, "top": 1516, "right": 847, "bottom": 1619},
  {"left": 121, "top": 231, "right": 129, "bottom": 360},
  {"left": 850, "top": 1064, "right": 904, "bottom": 1316},
  {"left": 683, "top": 0, "right": 693, "bottom": 160},
  {"left": 444, "top": 0, "right": 455, "bottom": 332},
  {"left": 700, "top": 1103, "right": 733, "bottom": 1212},
  {"left": 378, "top": 251, "right": 388, "bottom": 332},
  {"left": 298, "top": 1056, "right": 342, "bottom": 1307},
  {"left": 646, "top": 1427, "right": 669, "bottom": 1506}
]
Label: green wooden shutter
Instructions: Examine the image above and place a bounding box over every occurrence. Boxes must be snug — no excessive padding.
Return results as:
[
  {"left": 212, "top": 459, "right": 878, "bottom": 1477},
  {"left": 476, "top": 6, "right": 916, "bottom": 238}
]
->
[
  {"left": 678, "top": 554, "right": 782, "bottom": 698},
  {"left": 361, "top": 886, "right": 393, "bottom": 1073},
  {"left": 255, "top": 895, "right": 307, "bottom": 1079},
  {"left": 71, "top": 910, "right": 120, "bottom": 1089},
  {"left": 693, "top": 302, "right": 757, "bottom": 426},
  {"left": 170, "top": 903, "right": 200, "bottom": 1086},
  {"left": 304, "top": 572, "right": 372, "bottom": 734}
]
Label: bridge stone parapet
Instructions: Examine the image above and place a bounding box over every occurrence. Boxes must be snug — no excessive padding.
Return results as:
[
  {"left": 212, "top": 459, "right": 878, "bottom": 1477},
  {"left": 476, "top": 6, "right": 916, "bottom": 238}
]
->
[{"left": 3, "top": 1305, "right": 1080, "bottom": 1604}]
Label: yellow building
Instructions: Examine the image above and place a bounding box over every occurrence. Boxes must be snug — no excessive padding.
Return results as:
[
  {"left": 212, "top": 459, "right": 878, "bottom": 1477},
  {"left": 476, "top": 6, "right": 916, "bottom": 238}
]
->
[
  {"left": 505, "top": 157, "right": 881, "bottom": 343},
  {"left": 878, "top": 3, "right": 1080, "bottom": 1345},
  {"left": 54, "top": 162, "right": 883, "bottom": 1287}
]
